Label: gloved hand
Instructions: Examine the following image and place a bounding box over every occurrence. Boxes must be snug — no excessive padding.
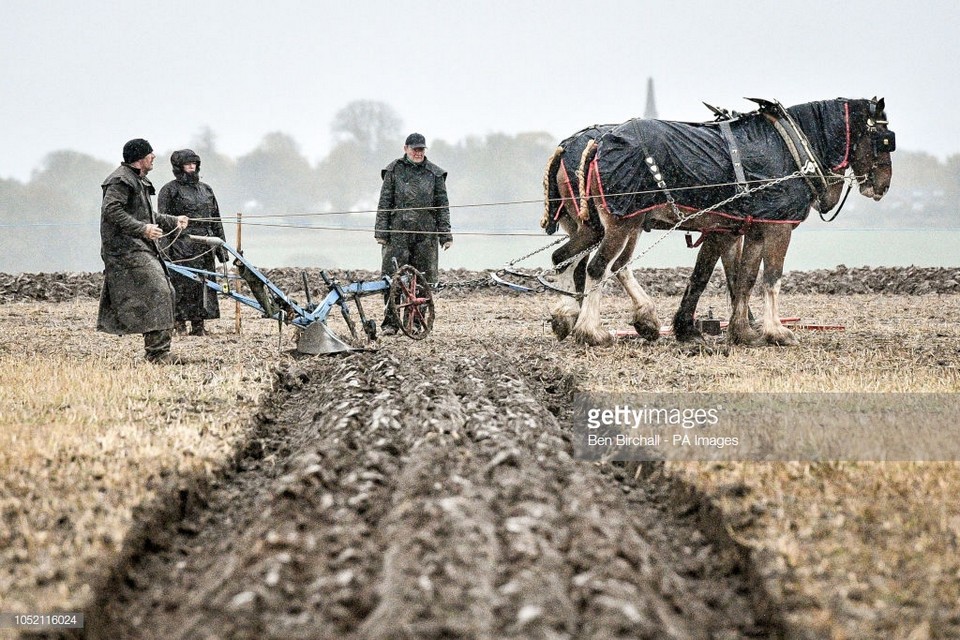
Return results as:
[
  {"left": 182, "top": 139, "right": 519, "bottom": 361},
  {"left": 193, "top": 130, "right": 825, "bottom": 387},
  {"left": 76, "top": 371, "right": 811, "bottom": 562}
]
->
[
  {"left": 215, "top": 246, "right": 229, "bottom": 263},
  {"left": 376, "top": 238, "right": 388, "bottom": 245},
  {"left": 441, "top": 241, "right": 452, "bottom": 251}
]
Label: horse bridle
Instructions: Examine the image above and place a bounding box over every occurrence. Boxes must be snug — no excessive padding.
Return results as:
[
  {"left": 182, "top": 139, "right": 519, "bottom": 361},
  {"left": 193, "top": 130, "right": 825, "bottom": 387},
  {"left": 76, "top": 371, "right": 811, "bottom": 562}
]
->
[
  {"left": 855, "top": 100, "right": 896, "bottom": 190},
  {"left": 819, "top": 100, "right": 895, "bottom": 222}
]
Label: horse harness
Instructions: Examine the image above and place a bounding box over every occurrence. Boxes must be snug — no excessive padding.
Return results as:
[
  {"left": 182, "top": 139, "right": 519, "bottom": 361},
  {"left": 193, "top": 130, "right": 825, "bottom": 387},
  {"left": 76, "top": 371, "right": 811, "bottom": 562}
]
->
[{"left": 647, "top": 98, "right": 857, "bottom": 245}]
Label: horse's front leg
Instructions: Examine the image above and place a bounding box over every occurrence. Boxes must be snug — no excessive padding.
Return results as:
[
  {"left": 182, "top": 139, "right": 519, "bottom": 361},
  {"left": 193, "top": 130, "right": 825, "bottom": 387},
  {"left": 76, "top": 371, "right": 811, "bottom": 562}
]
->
[
  {"left": 573, "top": 217, "right": 636, "bottom": 347},
  {"left": 727, "top": 228, "right": 764, "bottom": 345},
  {"left": 673, "top": 234, "right": 737, "bottom": 343},
  {"left": 612, "top": 232, "right": 660, "bottom": 342},
  {"left": 759, "top": 225, "right": 798, "bottom": 346}
]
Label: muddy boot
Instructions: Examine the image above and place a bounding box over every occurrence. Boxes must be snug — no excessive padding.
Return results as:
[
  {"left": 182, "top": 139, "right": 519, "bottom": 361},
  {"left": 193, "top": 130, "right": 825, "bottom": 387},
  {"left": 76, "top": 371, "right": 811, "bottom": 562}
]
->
[
  {"left": 147, "top": 352, "right": 187, "bottom": 365},
  {"left": 174, "top": 320, "right": 187, "bottom": 335},
  {"left": 144, "top": 329, "right": 175, "bottom": 363},
  {"left": 380, "top": 323, "right": 398, "bottom": 337},
  {"left": 189, "top": 320, "right": 206, "bottom": 336}
]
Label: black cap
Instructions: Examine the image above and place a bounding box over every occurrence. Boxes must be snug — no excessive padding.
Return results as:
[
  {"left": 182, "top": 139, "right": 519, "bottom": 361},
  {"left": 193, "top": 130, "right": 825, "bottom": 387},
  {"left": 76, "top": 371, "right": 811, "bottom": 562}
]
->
[
  {"left": 404, "top": 133, "right": 427, "bottom": 149},
  {"left": 122, "top": 138, "right": 153, "bottom": 164}
]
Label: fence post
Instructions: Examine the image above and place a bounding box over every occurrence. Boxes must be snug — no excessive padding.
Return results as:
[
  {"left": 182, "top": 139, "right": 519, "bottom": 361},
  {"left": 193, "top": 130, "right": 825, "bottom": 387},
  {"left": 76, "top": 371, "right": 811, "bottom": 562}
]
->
[{"left": 235, "top": 211, "right": 242, "bottom": 335}]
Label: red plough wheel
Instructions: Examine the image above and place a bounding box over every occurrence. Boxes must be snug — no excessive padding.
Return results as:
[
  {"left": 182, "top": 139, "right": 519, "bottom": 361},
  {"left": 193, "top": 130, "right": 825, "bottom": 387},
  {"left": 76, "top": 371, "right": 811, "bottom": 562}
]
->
[{"left": 389, "top": 264, "right": 435, "bottom": 340}]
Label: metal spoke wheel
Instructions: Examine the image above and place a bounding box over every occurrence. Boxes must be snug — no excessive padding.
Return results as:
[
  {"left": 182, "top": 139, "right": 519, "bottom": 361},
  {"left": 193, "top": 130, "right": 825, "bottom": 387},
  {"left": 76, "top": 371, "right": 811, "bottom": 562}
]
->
[{"left": 389, "top": 264, "right": 435, "bottom": 340}]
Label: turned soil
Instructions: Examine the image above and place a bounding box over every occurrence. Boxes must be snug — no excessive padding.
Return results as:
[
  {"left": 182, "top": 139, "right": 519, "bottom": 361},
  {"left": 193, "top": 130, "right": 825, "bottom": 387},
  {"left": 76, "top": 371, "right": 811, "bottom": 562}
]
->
[{"left": 4, "top": 266, "right": 959, "bottom": 639}]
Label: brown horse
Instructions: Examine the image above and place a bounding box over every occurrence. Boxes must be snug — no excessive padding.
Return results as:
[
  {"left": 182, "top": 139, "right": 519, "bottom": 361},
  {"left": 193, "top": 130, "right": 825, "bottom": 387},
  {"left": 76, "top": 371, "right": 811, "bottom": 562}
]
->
[
  {"left": 573, "top": 97, "right": 894, "bottom": 346},
  {"left": 541, "top": 125, "right": 748, "bottom": 342}
]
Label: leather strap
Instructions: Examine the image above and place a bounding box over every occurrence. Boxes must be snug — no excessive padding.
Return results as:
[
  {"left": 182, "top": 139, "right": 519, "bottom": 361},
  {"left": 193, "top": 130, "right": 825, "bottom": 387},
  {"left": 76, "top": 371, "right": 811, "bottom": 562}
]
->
[{"left": 719, "top": 120, "right": 748, "bottom": 193}]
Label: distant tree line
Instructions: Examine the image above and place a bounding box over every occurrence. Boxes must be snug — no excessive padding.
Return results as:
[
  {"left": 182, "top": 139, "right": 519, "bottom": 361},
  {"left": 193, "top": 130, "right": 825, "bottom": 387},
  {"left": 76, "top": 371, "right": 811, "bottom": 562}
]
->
[{"left": 0, "top": 99, "right": 957, "bottom": 272}]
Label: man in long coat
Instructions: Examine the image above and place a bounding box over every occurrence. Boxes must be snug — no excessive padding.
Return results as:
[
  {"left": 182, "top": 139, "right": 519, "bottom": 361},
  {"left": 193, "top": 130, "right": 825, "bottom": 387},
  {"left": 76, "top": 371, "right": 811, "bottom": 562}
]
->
[
  {"left": 97, "top": 138, "right": 188, "bottom": 363},
  {"left": 158, "top": 149, "right": 227, "bottom": 336},
  {"left": 375, "top": 132, "right": 452, "bottom": 334}
]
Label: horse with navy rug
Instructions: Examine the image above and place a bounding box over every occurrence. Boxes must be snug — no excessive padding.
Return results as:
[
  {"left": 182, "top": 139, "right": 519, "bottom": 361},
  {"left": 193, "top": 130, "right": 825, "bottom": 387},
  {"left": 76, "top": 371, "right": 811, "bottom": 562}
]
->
[
  {"left": 540, "top": 121, "right": 752, "bottom": 343},
  {"left": 573, "top": 97, "right": 895, "bottom": 346}
]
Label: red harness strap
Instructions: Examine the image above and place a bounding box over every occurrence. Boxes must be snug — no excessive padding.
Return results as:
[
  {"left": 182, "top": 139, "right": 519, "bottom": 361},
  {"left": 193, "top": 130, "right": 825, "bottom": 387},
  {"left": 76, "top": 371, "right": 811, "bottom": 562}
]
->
[{"left": 685, "top": 216, "right": 755, "bottom": 248}]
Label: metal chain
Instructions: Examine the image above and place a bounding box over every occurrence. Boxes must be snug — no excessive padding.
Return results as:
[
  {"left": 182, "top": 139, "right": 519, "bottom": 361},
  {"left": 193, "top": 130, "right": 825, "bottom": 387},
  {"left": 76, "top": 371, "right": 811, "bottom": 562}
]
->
[
  {"left": 432, "top": 274, "right": 494, "bottom": 291},
  {"left": 506, "top": 235, "right": 567, "bottom": 266}
]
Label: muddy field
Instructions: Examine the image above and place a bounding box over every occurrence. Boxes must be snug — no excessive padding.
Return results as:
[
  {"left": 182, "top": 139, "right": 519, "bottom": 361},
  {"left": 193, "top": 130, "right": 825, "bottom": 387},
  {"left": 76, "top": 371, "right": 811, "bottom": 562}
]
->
[{"left": 3, "top": 267, "right": 960, "bottom": 639}]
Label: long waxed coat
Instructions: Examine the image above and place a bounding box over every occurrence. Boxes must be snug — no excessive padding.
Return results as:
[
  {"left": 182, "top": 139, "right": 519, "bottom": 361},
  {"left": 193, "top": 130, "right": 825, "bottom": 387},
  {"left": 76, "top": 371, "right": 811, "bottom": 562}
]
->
[
  {"left": 375, "top": 155, "right": 451, "bottom": 282},
  {"left": 158, "top": 163, "right": 226, "bottom": 321},
  {"left": 97, "top": 164, "right": 180, "bottom": 335}
]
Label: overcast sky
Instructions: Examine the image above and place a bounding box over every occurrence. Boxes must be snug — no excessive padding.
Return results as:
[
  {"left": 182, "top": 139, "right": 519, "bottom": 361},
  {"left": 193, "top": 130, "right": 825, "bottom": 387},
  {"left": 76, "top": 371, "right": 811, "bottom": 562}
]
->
[{"left": 2, "top": 0, "right": 956, "bottom": 182}]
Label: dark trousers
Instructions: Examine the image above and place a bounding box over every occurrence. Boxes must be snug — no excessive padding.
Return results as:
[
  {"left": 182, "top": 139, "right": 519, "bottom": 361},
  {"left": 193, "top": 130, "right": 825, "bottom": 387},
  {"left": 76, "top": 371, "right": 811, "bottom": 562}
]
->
[
  {"left": 381, "top": 235, "right": 438, "bottom": 327},
  {"left": 144, "top": 329, "right": 172, "bottom": 360},
  {"left": 380, "top": 235, "right": 439, "bottom": 283}
]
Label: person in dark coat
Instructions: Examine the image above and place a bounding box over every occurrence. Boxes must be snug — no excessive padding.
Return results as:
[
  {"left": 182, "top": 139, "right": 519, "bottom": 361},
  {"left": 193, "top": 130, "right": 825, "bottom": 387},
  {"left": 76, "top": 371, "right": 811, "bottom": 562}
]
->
[
  {"left": 158, "top": 149, "right": 227, "bottom": 336},
  {"left": 97, "top": 138, "right": 188, "bottom": 364},
  {"left": 375, "top": 133, "right": 452, "bottom": 334}
]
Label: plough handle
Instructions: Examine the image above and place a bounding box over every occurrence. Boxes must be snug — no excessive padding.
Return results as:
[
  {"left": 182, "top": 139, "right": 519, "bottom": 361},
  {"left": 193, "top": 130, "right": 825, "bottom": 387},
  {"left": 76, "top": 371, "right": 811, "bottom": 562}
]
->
[{"left": 186, "top": 235, "right": 224, "bottom": 246}]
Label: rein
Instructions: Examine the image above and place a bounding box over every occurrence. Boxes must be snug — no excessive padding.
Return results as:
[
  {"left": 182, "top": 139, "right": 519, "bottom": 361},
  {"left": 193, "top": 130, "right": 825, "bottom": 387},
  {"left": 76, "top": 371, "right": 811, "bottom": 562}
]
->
[{"left": 819, "top": 178, "right": 852, "bottom": 222}]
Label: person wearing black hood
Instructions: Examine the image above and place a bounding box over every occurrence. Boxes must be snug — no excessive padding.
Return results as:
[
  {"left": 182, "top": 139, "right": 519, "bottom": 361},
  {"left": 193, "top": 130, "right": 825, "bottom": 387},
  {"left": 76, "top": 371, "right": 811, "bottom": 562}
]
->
[
  {"left": 97, "top": 138, "right": 189, "bottom": 364},
  {"left": 158, "top": 149, "right": 227, "bottom": 336}
]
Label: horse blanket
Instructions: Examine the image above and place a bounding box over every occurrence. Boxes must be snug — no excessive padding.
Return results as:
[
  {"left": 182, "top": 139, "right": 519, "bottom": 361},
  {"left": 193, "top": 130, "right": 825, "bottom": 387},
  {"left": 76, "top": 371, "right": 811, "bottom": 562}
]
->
[{"left": 589, "top": 100, "right": 851, "bottom": 223}]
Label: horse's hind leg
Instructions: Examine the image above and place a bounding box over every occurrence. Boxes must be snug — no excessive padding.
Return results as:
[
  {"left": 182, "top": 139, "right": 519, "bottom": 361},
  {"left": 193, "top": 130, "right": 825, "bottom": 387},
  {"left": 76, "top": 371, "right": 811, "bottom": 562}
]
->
[
  {"left": 549, "top": 216, "right": 601, "bottom": 341},
  {"left": 759, "top": 225, "right": 798, "bottom": 346},
  {"left": 727, "top": 228, "right": 764, "bottom": 345},
  {"left": 573, "top": 215, "right": 639, "bottom": 347},
  {"left": 612, "top": 234, "right": 660, "bottom": 342},
  {"left": 673, "top": 234, "right": 737, "bottom": 343},
  {"left": 720, "top": 237, "right": 756, "bottom": 325}
]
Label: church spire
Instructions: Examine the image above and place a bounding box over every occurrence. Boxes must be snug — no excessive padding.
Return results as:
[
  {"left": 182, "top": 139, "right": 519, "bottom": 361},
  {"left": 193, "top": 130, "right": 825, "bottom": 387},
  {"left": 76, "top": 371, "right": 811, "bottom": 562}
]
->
[{"left": 644, "top": 77, "right": 658, "bottom": 119}]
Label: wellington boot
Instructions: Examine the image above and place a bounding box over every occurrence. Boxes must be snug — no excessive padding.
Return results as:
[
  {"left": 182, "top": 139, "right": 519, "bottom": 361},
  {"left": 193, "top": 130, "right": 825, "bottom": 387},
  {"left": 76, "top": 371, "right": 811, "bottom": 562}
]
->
[{"left": 147, "top": 352, "right": 187, "bottom": 365}]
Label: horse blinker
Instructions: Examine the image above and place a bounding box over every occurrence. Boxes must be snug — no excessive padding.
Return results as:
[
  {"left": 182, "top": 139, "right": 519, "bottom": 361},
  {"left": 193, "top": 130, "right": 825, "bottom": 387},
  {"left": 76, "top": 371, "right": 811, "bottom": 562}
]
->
[{"left": 872, "top": 129, "right": 896, "bottom": 154}]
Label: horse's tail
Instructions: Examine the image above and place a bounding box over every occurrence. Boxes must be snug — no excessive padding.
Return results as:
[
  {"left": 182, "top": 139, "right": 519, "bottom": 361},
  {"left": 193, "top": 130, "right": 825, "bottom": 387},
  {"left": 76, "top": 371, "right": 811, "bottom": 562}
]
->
[
  {"left": 576, "top": 139, "right": 598, "bottom": 221},
  {"left": 541, "top": 146, "right": 564, "bottom": 234}
]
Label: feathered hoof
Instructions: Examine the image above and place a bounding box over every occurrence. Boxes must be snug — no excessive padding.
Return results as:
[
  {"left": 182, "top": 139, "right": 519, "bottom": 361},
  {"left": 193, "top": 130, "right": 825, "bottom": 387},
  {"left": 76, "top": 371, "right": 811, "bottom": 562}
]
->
[
  {"left": 573, "top": 326, "right": 613, "bottom": 347},
  {"left": 727, "top": 324, "right": 763, "bottom": 346},
  {"left": 674, "top": 327, "right": 706, "bottom": 345},
  {"left": 550, "top": 313, "right": 576, "bottom": 342},
  {"left": 632, "top": 316, "right": 661, "bottom": 342},
  {"left": 765, "top": 327, "right": 799, "bottom": 347}
]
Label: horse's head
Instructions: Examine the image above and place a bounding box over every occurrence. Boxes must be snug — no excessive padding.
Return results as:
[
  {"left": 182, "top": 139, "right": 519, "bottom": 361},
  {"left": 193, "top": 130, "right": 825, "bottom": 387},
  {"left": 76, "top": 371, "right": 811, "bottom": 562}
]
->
[{"left": 851, "top": 97, "right": 895, "bottom": 200}]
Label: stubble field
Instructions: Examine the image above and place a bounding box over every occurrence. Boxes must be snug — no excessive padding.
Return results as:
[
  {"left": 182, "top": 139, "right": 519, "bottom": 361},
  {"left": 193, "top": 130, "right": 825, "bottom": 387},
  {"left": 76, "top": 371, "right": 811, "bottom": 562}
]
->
[{"left": 1, "top": 267, "right": 959, "bottom": 639}]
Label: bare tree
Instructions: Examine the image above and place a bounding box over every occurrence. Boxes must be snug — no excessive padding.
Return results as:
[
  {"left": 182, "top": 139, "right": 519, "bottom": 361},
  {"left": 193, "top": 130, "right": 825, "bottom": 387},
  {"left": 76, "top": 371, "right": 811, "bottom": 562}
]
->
[{"left": 331, "top": 100, "right": 402, "bottom": 154}]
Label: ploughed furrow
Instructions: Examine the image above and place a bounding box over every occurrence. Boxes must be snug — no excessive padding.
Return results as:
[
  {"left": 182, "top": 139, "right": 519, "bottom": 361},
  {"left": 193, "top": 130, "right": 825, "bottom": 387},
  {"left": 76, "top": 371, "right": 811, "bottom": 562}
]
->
[{"left": 79, "top": 349, "right": 779, "bottom": 639}]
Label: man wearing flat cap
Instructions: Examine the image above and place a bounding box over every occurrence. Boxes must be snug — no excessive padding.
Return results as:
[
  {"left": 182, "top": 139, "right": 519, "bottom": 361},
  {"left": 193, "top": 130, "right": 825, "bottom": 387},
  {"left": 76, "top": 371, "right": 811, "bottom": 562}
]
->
[
  {"left": 97, "top": 138, "right": 189, "bottom": 364},
  {"left": 375, "top": 132, "right": 452, "bottom": 335}
]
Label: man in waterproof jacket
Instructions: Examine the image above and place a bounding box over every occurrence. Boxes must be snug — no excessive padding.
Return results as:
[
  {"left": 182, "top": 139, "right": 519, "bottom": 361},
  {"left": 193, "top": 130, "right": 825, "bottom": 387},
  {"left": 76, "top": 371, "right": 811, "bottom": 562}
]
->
[
  {"left": 97, "top": 139, "right": 188, "bottom": 364},
  {"left": 375, "top": 132, "right": 452, "bottom": 335},
  {"left": 158, "top": 149, "right": 227, "bottom": 336}
]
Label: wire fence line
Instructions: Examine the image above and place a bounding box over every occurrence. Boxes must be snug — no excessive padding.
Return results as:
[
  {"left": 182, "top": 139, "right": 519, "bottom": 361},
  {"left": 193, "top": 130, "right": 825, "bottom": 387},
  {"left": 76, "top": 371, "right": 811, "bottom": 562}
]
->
[{"left": 0, "top": 173, "right": 817, "bottom": 230}]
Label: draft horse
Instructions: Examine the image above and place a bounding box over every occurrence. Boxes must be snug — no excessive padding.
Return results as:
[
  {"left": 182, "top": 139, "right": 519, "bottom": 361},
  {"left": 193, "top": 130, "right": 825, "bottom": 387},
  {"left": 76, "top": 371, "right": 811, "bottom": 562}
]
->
[
  {"left": 541, "top": 124, "right": 748, "bottom": 342},
  {"left": 573, "top": 97, "right": 895, "bottom": 346}
]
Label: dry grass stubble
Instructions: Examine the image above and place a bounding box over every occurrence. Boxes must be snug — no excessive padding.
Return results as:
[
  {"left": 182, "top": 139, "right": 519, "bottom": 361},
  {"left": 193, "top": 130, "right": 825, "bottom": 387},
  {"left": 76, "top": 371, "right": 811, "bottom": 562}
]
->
[
  {"left": 0, "top": 299, "right": 280, "bottom": 635},
  {"left": 1, "top": 286, "right": 960, "bottom": 639}
]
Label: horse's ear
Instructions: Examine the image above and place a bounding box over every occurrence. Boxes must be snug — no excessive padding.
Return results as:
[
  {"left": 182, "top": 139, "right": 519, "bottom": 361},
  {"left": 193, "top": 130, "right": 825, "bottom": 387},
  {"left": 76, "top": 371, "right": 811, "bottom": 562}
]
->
[{"left": 876, "top": 97, "right": 885, "bottom": 114}]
